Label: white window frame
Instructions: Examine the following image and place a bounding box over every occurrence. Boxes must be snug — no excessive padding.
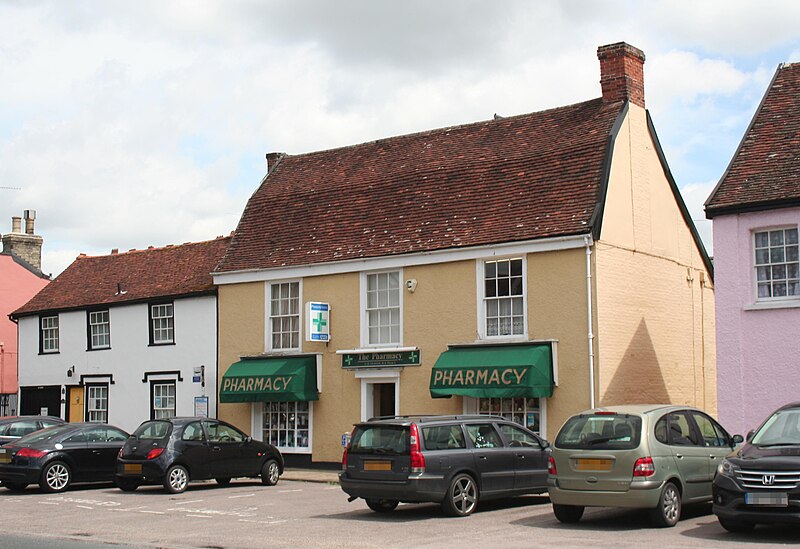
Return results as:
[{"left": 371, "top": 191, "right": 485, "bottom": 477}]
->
[
  {"left": 151, "top": 381, "right": 176, "bottom": 419},
  {"left": 477, "top": 257, "right": 528, "bottom": 340},
  {"left": 86, "top": 384, "right": 108, "bottom": 423},
  {"left": 360, "top": 269, "right": 403, "bottom": 348},
  {"left": 753, "top": 226, "right": 800, "bottom": 302},
  {"left": 255, "top": 400, "right": 313, "bottom": 455},
  {"left": 150, "top": 303, "right": 175, "bottom": 345},
  {"left": 463, "top": 396, "right": 547, "bottom": 439},
  {"left": 88, "top": 310, "right": 111, "bottom": 350},
  {"left": 40, "top": 315, "right": 59, "bottom": 353},
  {"left": 265, "top": 280, "right": 302, "bottom": 352}
]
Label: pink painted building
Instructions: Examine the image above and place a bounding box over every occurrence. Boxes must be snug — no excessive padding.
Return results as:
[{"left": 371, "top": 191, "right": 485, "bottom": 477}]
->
[
  {"left": 0, "top": 212, "right": 49, "bottom": 414},
  {"left": 705, "top": 63, "right": 800, "bottom": 435}
]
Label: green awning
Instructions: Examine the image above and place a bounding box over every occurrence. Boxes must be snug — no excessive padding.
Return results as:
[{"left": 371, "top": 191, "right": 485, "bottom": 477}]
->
[
  {"left": 220, "top": 357, "right": 319, "bottom": 403},
  {"left": 430, "top": 344, "right": 554, "bottom": 399}
]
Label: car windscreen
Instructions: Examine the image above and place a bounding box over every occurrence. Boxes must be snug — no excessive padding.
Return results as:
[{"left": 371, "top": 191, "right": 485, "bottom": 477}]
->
[
  {"left": 751, "top": 408, "right": 800, "bottom": 447},
  {"left": 555, "top": 414, "right": 642, "bottom": 450},
  {"left": 133, "top": 421, "right": 172, "bottom": 440},
  {"left": 349, "top": 425, "right": 409, "bottom": 455},
  {"left": 14, "top": 424, "right": 73, "bottom": 445}
]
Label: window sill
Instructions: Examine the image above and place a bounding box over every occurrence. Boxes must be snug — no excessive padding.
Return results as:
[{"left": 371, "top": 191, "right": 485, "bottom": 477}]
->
[
  {"left": 86, "top": 347, "right": 111, "bottom": 352},
  {"left": 743, "top": 300, "right": 800, "bottom": 311},
  {"left": 148, "top": 342, "right": 176, "bottom": 347},
  {"left": 38, "top": 351, "right": 60, "bottom": 356}
]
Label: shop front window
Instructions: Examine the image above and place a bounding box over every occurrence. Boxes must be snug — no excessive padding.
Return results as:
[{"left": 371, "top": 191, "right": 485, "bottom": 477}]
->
[
  {"left": 262, "top": 401, "right": 310, "bottom": 450},
  {"left": 477, "top": 397, "right": 541, "bottom": 435}
]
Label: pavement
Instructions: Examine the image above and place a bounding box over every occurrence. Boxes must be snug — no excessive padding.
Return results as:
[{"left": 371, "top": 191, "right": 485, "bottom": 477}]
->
[{"left": 281, "top": 467, "right": 340, "bottom": 483}]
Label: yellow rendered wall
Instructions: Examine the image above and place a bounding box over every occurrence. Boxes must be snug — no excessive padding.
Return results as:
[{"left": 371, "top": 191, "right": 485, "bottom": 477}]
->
[
  {"left": 217, "top": 282, "right": 265, "bottom": 430},
  {"left": 595, "top": 104, "right": 717, "bottom": 413}
]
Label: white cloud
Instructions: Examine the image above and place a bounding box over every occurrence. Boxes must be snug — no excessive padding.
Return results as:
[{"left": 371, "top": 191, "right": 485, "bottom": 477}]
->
[{"left": 1, "top": 1, "right": 798, "bottom": 277}]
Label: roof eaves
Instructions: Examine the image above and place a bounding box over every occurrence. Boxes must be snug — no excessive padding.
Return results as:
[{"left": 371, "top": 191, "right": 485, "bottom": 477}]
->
[
  {"left": 704, "top": 63, "right": 783, "bottom": 213},
  {"left": 646, "top": 111, "right": 714, "bottom": 280},
  {"left": 590, "top": 101, "right": 629, "bottom": 240}
]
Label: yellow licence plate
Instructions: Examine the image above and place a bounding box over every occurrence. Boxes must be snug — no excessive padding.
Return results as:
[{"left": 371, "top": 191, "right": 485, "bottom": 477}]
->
[
  {"left": 124, "top": 463, "right": 142, "bottom": 474},
  {"left": 0, "top": 453, "right": 10, "bottom": 464},
  {"left": 363, "top": 461, "right": 392, "bottom": 472},
  {"left": 575, "top": 458, "right": 613, "bottom": 472}
]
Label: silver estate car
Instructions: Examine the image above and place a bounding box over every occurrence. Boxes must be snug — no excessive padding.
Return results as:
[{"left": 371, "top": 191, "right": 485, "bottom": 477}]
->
[{"left": 548, "top": 405, "right": 742, "bottom": 527}]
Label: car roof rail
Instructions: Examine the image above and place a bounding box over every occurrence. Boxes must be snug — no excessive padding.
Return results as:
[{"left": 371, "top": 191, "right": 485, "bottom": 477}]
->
[{"left": 365, "top": 414, "right": 509, "bottom": 423}]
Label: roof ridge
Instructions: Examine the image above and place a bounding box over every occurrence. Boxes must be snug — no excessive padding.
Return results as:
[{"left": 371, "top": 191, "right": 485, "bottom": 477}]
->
[
  {"left": 276, "top": 97, "right": 608, "bottom": 162},
  {"left": 76, "top": 234, "right": 232, "bottom": 260}
]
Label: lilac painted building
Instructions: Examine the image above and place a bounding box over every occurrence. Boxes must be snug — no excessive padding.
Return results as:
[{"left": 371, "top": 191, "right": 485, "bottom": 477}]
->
[{"left": 705, "top": 62, "right": 800, "bottom": 435}]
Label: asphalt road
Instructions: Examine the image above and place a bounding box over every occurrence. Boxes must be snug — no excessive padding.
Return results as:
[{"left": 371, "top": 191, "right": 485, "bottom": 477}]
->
[{"left": 0, "top": 479, "right": 797, "bottom": 549}]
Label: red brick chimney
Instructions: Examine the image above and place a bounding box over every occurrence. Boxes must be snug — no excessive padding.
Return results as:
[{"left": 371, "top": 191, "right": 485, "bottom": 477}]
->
[{"left": 597, "top": 42, "right": 646, "bottom": 108}]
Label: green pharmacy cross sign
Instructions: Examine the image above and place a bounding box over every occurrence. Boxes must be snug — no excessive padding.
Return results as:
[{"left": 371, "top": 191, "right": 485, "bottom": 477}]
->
[
  {"left": 305, "top": 302, "right": 330, "bottom": 342},
  {"left": 341, "top": 350, "right": 421, "bottom": 369}
]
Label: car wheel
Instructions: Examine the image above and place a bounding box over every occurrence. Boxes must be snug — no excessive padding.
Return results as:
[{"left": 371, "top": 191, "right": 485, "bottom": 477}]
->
[
  {"left": 164, "top": 464, "right": 189, "bottom": 494},
  {"left": 365, "top": 498, "right": 399, "bottom": 513},
  {"left": 552, "top": 503, "right": 585, "bottom": 523},
  {"left": 216, "top": 478, "right": 232, "bottom": 487},
  {"left": 40, "top": 461, "right": 71, "bottom": 493},
  {"left": 116, "top": 478, "right": 139, "bottom": 492},
  {"left": 718, "top": 517, "right": 755, "bottom": 533},
  {"left": 261, "top": 459, "right": 280, "bottom": 486},
  {"left": 650, "top": 481, "right": 681, "bottom": 527},
  {"left": 441, "top": 473, "right": 478, "bottom": 517},
  {"left": 4, "top": 482, "right": 27, "bottom": 492}
]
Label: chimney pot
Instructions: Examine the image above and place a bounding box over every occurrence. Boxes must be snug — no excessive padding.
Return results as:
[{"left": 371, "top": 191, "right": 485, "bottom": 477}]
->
[
  {"left": 597, "top": 42, "right": 646, "bottom": 108},
  {"left": 266, "top": 152, "right": 285, "bottom": 174},
  {"left": 11, "top": 217, "right": 22, "bottom": 234},
  {"left": 111, "top": 248, "right": 119, "bottom": 255}
]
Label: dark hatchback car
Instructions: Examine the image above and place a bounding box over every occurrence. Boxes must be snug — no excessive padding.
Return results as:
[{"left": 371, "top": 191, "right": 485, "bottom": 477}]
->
[
  {"left": 0, "top": 416, "right": 65, "bottom": 446},
  {"left": 0, "top": 422, "right": 129, "bottom": 492},
  {"left": 116, "top": 417, "right": 284, "bottom": 493},
  {"left": 340, "top": 415, "right": 550, "bottom": 516},
  {"left": 713, "top": 402, "right": 800, "bottom": 532}
]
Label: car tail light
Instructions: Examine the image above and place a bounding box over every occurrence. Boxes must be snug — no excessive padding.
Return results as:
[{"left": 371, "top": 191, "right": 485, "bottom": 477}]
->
[
  {"left": 594, "top": 411, "right": 617, "bottom": 415},
  {"left": 633, "top": 456, "right": 655, "bottom": 477},
  {"left": 548, "top": 456, "right": 557, "bottom": 475},
  {"left": 409, "top": 423, "right": 426, "bottom": 473},
  {"left": 341, "top": 427, "right": 355, "bottom": 471},
  {"left": 146, "top": 448, "right": 164, "bottom": 460},
  {"left": 16, "top": 447, "right": 46, "bottom": 459}
]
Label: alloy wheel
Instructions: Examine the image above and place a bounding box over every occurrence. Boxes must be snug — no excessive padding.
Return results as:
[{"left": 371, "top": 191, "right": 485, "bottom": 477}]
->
[
  {"left": 45, "top": 462, "right": 70, "bottom": 492},
  {"left": 451, "top": 475, "right": 477, "bottom": 515},
  {"left": 167, "top": 466, "right": 188, "bottom": 493}
]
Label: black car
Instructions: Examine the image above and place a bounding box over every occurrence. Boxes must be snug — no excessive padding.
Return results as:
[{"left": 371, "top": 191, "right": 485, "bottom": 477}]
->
[
  {"left": 339, "top": 415, "right": 550, "bottom": 516},
  {"left": 713, "top": 402, "right": 800, "bottom": 532},
  {"left": 0, "top": 416, "right": 65, "bottom": 446},
  {"left": 0, "top": 422, "right": 129, "bottom": 492},
  {"left": 116, "top": 417, "right": 284, "bottom": 493}
]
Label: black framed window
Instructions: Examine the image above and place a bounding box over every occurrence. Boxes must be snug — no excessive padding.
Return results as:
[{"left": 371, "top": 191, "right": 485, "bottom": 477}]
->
[
  {"left": 39, "top": 315, "right": 59, "bottom": 354},
  {"left": 85, "top": 384, "right": 109, "bottom": 423},
  {"left": 149, "top": 302, "right": 174, "bottom": 345},
  {"left": 150, "top": 380, "right": 176, "bottom": 419},
  {"left": 87, "top": 309, "right": 110, "bottom": 350}
]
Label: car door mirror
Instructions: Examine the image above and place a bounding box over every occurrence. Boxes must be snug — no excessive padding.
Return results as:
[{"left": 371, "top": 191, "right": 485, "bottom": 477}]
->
[
  {"left": 731, "top": 434, "right": 744, "bottom": 446},
  {"left": 245, "top": 436, "right": 252, "bottom": 443}
]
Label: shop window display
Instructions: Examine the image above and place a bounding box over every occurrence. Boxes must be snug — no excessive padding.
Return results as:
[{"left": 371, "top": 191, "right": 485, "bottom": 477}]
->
[
  {"left": 478, "top": 397, "right": 540, "bottom": 435},
  {"left": 263, "top": 401, "right": 310, "bottom": 450}
]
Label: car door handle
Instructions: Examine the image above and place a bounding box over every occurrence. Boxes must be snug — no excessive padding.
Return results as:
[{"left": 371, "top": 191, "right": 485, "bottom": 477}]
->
[
  {"left": 92, "top": 450, "right": 101, "bottom": 455},
  {"left": 477, "top": 455, "right": 487, "bottom": 460},
  {"left": 709, "top": 455, "right": 717, "bottom": 459},
  {"left": 516, "top": 454, "right": 525, "bottom": 459},
  {"left": 675, "top": 454, "right": 683, "bottom": 459},
  {"left": 212, "top": 446, "right": 222, "bottom": 452}
]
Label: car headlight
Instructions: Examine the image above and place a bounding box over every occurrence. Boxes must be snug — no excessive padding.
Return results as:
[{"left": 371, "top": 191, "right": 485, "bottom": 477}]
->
[{"left": 717, "top": 458, "right": 738, "bottom": 478}]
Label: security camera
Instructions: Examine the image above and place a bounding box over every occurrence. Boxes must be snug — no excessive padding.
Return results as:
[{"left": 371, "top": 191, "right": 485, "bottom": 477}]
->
[{"left": 406, "top": 279, "right": 417, "bottom": 292}]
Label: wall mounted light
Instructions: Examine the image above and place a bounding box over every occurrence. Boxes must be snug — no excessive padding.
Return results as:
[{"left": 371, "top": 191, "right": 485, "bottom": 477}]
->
[{"left": 66, "top": 365, "right": 75, "bottom": 377}]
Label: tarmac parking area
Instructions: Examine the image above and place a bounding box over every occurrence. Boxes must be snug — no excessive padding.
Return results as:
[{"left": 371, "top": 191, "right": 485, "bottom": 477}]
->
[{"left": 0, "top": 479, "right": 798, "bottom": 548}]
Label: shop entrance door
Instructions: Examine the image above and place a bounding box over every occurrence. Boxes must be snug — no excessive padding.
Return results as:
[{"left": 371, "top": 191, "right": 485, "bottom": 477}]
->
[
  {"left": 372, "top": 383, "right": 396, "bottom": 419},
  {"left": 68, "top": 386, "right": 84, "bottom": 422},
  {"left": 19, "top": 386, "right": 61, "bottom": 417}
]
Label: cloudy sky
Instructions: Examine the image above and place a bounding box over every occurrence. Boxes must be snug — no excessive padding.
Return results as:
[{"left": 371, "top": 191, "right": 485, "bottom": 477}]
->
[{"left": 1, "top": 1, "right": 799, "bottom": 277}]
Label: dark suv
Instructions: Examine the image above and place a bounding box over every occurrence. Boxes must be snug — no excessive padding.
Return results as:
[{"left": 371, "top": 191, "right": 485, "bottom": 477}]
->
[
  {"left": 339, "top": 415, "right": 550, "bottom": 516},
  {"left": 713, "top": 402, "right": 800, "bottom": 532}
]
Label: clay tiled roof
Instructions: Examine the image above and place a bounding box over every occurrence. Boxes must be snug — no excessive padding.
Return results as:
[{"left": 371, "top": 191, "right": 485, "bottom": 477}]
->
[
  {"left": 706, "top": 63, "right": 800, "bottom": 217},
  {"left": 13, "top": 236, "right": 231, "bottom": 317},
  {"left": 216, "top": 98, "right": 625, "bottom": 273}
]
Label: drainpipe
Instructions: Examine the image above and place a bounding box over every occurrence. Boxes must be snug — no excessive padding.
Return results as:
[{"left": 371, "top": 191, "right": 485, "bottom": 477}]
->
[{"left": 584, "top": 236, "right": 596, "bottom": 409}]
